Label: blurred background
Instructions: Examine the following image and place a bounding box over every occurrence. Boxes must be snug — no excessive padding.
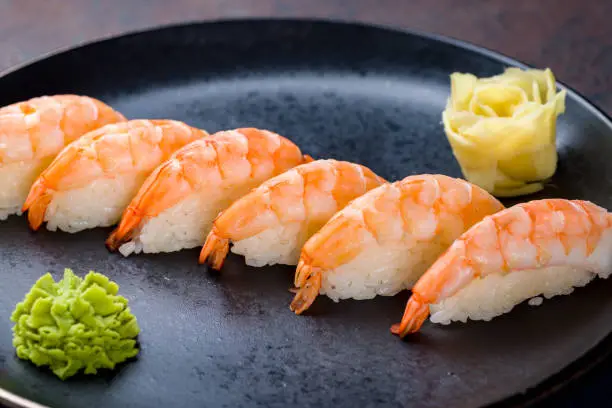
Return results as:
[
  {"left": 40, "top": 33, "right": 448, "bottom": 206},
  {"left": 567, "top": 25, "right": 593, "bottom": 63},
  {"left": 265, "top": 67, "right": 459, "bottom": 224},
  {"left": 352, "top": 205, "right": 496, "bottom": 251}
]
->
[{"left": 3, "top": 0, "right": 611, "bottom": 113}]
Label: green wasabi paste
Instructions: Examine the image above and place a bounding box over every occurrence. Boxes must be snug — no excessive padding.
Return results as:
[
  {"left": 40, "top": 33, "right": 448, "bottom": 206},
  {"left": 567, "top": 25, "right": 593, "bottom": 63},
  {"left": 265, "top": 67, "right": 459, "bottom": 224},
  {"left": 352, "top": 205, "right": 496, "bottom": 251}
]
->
[{"left": 11, "top": 268, "right": 140, "bottom": 380}]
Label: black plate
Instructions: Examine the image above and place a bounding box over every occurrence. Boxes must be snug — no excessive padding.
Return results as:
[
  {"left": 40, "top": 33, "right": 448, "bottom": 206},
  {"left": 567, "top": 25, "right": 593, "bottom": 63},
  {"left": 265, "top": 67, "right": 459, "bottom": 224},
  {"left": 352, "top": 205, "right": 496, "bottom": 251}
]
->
[{"left": 1, "top": 19, "right": 612, "bottom": 408}]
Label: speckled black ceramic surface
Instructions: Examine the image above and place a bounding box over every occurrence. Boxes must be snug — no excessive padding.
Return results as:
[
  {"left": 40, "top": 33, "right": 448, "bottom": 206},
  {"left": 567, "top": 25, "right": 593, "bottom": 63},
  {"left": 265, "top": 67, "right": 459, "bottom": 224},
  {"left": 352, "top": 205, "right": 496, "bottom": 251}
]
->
[{"left": 1, "top": 19, "right": 612, "bottom": 408}]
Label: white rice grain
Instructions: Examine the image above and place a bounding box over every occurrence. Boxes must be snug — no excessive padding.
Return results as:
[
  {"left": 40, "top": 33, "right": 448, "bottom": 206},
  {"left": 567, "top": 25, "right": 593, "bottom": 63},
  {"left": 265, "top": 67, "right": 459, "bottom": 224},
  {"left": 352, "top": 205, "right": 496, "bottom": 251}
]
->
[{"left": 528, "top": 296, "right": 543, "bottom": 306}]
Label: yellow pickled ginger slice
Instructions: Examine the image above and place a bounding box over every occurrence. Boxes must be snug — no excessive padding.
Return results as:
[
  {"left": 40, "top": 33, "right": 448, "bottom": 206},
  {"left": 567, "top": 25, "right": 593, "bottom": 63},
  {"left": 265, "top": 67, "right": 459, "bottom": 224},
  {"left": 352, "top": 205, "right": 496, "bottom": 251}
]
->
[{"left": 442, "top": 67, "right": 566, "bottom": 197}]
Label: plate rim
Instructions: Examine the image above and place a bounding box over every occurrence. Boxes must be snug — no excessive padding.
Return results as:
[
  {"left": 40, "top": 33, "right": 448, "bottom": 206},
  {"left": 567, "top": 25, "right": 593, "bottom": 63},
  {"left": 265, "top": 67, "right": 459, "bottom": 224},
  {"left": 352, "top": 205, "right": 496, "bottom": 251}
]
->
[{"left": 1, "top": 17, "right": 611, "bottom": 408}]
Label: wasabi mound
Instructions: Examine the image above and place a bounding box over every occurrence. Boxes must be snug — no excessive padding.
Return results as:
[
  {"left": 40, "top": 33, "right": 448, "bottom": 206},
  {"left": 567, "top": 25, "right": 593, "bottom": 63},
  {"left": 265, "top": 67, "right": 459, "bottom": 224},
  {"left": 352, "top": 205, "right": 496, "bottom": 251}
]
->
[{"left": 11, "top": 268, "right": 140, "bottom": 380}]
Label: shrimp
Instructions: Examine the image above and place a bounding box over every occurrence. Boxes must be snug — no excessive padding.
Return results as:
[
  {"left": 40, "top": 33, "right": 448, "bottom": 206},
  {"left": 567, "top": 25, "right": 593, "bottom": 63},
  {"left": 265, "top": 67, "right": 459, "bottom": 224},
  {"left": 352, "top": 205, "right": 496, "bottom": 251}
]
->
[
  {"left": 22, "top": 119, "right": 207, "bottom": 233},
  {"left": 0, "top": 95, "right": 125, "bottom": 220},
  {"left": 199, "top": 159, "right": 386, "bottom": 270},
  {"left": 392, "top": 199, "right": 612, "bottom": 337},
  {"left": 105, "top": 128, "right": 310, "bottom": 256},
  {"left": 290, "top": 174, "right": 504, "bottom": 315}
]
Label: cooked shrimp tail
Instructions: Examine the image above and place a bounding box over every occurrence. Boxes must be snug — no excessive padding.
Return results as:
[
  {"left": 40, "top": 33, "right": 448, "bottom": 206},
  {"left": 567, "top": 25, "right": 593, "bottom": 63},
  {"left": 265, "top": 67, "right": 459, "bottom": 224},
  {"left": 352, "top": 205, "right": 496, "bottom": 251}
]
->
[
  {"left": 390, "top": 295, "right": 429, "bottom": 336},
  {"left": 104, "top": 159, "right": 192, "bottom": 251},
  {"left": 294, "top": 258, "right": 309, "bottom": 287},
  {"left": 22, "top": 144, "right": 80, "bottom": 229},
  {"left": 105, "top": 207, "right": 140, "bottom": 250},
  {"left": 22, "top": 178, "right": 51, "bottom": 230},
  {"left": 199, "top": 228, "right": 230, "bottom": 269},
  {"left": 289, "top": 269, "right": 322, "bottom": 314},
  {"left": 197, "top": 182, "right": 272, "bottom": 267}
]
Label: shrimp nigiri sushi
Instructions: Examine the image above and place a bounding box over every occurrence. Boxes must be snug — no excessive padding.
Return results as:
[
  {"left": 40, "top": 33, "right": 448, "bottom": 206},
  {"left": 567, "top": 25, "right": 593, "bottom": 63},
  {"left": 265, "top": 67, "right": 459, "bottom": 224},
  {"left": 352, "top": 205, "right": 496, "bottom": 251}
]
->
[
  {"left": 290, "top": 174, "right": 504, "bottom": 314},
  {"left": 392, "top": 199, "right": 612, "bottom": 337},
  {"left": 22, "top": 119, "right": 207, "bottom": 233},
  {"left": 0, "top": 95, "right": 125, "bottom": 220},
  {"left": 200, "top": 159, "right": 386, "bottom": 269},
  {"left": 106, "top": 128, "right": 310, "bottom": 256}
]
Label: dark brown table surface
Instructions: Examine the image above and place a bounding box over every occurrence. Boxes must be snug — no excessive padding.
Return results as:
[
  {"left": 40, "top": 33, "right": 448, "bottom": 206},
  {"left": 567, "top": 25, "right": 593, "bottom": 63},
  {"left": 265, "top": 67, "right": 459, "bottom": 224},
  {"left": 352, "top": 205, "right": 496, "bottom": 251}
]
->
[
  {"left": 2, "top": 1, "right": 612, "bottom": 407},
  {"left": 3, "top": 0, "right": 612, "bottom": 113}
]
